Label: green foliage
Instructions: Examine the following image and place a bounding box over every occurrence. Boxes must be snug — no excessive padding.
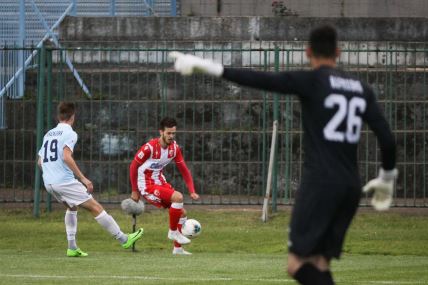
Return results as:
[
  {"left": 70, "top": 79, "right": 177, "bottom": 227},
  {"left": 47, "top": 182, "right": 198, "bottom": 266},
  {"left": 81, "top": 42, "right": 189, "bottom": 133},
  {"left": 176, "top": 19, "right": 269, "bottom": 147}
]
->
[{"left": 0, "top": 208, "right": 427, "bottom": 284}]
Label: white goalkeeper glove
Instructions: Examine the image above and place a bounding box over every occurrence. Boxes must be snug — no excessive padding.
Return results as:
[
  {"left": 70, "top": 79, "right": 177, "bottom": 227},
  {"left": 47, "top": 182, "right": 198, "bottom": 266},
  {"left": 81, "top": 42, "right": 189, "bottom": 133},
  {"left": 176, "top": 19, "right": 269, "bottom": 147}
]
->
[
  {"left": 169, "top": 51, "right": 224, "bottom": 77},
  {"left": 363, "top": 168, "right": 398, "bottom": 211}
]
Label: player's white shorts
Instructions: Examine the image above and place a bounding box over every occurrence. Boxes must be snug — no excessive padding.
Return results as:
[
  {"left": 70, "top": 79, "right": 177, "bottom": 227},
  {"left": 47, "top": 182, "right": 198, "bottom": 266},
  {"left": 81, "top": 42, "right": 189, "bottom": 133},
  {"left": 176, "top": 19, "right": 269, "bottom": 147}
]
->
[{"left": 45, "top": 179, "right": 92, "bottom": 208}]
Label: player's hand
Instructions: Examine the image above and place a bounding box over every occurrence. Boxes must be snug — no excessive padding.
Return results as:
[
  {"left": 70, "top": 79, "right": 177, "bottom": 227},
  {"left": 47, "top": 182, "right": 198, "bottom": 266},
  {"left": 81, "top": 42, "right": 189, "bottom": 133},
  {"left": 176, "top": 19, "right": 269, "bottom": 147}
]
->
[
  {"left": 131, "top": 191, "right": 141, "bottom": 202},
  {"left": 169, "top": 51, "right": 224, "bottom": 77},
  {"left": 363, "top": 168, "right": 398, "bottom": 211},
  {"left": 190, "top": 192, "right": 200, "bottom": 200},
  {"left": 81, "top": 177, "right": 94, "bottom": 193}
]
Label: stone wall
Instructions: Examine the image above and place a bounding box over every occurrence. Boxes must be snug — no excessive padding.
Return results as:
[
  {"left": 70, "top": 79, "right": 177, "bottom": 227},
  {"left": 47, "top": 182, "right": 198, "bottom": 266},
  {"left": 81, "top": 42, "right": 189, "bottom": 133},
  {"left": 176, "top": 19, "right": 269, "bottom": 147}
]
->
[{"left": 180, "top": 0, "right": 428, "bottom": 17}]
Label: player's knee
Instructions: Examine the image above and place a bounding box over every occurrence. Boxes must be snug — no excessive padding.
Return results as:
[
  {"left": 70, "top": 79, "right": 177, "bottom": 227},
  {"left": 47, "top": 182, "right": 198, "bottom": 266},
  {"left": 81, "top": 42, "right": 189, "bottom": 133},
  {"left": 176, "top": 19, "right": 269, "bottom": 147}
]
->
[
  {"left": 287, "top": 265, "right": 297, "bottom": 277},
  {"left": 287, "top": 254, "right": 301, "bottom": 277},
  {"left": 181, "top": 208, "right": 187, "bottom": 217},
  {"left": 171, "top": 191, "right": 183, "bottom": 203},
  {"left": 82, "top": 199, "right": 104, "bottom": 216}
]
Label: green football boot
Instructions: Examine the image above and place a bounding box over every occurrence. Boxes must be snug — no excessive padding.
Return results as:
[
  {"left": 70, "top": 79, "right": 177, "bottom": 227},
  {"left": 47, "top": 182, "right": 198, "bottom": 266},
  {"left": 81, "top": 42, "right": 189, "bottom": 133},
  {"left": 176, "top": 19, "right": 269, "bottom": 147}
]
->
[
  {"left": 122, "top": 228, "right": 144, "bottom": 249},
  {"left": 66, "top": 248, "right": 88, "bottom": 257}
]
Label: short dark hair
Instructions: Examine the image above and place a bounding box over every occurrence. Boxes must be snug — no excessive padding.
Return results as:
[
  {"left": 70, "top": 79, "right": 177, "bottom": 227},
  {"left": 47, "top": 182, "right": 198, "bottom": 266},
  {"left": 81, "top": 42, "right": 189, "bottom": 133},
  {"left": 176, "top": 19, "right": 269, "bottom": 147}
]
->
[
  {"left": 309, "top": 25, "right": 338, "bottom": 58},
  {"left": 159, "top": 117, "right": 177, "bottom": 130},
  {"left": 57, "top": 102, "right": 75, "bottom": 121}
]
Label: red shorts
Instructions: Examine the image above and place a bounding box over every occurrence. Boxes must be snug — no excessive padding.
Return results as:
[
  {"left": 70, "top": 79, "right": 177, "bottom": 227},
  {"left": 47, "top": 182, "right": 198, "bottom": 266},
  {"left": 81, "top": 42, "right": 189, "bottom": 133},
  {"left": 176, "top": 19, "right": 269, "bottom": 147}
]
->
[{"left": 142, "top": 184, "right": 175, "bottom": 208}]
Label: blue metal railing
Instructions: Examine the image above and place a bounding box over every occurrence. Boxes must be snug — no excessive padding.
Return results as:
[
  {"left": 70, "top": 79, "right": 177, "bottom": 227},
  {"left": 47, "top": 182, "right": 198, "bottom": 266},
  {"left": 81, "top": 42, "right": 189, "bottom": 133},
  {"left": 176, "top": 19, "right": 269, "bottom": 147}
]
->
[{"left": 0, "top": 0, "right": 179, "bottom": 129}]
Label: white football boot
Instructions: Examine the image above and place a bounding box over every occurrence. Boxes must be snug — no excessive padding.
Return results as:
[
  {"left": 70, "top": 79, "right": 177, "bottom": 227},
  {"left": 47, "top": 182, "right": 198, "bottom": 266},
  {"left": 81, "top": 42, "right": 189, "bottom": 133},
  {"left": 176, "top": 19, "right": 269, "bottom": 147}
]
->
[
  {"left": 172, "top": 247, "right": 192, "bottom": 255},
  {"left": 168, "top": 229, "right": 191, "bottom": 244}
]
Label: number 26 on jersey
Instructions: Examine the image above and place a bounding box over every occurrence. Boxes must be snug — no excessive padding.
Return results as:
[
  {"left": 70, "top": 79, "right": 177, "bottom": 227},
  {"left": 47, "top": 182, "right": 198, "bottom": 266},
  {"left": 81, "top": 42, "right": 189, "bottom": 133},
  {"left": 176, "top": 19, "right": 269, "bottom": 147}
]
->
[{"left": 323, "top": 94, "right": 366, "bottom": 143}]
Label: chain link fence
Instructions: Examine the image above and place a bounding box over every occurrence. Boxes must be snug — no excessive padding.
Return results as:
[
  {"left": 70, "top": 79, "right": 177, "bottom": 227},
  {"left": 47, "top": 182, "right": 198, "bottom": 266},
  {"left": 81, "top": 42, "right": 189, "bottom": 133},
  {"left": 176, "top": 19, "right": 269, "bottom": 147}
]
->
[{"left": 1, "top": 43, "right": 427, "bottom": 210}]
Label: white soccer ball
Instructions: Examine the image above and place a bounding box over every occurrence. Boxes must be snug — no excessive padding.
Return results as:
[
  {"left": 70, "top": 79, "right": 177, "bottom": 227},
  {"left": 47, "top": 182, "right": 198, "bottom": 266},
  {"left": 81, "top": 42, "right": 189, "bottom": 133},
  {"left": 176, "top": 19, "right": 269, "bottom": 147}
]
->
[{"left": 181, "top": 219, "right": 202, "bottom": 238}]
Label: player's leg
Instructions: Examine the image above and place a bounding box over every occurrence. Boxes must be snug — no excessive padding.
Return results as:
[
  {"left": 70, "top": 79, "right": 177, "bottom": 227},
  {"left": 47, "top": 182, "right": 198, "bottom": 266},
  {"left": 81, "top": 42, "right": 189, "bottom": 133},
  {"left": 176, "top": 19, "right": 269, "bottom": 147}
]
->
[
  {"left": 167, "top": 191, "right": 191, "bottom": 245},
  {"left": 80, "top": 198, "right": 143, "bottom": 249},
  {"left": 288, "top": 254, "right": 333, "bottom": 285},
  {"left": 44, "top": 184, "right": 87, "bottom": 257},
  {"left": 142, "top": 185, "right": 190, "bottom": 244},
  {"left": 58, "top": 180, "right": 142, "bottom": 249},
  {"left": 287, "top": 182, "right": 346, "bottom": 284},
  {"left": 172, "top": 208, "right": 192, "bottom": 255}
]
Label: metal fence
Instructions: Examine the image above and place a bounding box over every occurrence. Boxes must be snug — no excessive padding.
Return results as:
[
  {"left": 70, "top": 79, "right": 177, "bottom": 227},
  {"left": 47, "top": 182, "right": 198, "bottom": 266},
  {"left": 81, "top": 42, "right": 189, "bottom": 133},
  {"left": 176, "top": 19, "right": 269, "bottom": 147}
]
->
[{"left": 1, "top": 43, "right": 427, "bottom": 212}]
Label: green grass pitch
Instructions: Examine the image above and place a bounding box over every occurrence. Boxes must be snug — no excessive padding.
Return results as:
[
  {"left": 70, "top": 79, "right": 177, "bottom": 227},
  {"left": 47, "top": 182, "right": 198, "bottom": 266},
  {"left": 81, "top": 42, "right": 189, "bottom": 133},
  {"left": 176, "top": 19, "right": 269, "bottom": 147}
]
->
[{"left": 0, "top": 206, "right": 427, "bottom": 284}]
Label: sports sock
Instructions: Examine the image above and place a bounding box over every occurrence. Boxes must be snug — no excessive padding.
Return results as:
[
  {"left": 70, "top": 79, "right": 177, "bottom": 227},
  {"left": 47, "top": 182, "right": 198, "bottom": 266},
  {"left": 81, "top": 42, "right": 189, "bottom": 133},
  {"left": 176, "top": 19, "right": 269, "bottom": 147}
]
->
[
  {"left": 322, "top": 270, "right": 335, "bottom": 285},
  {"left": 169, "top": 203, "right": 183, "bottom": 231},
  {"left": 65, "top": 210, "right": 78, "bottom": 250},
  {"left": 293, "top": 263, "right": 327, "bottom": 285},
  {"left": 95, "top": 210, "right": 128, "bottom": 244},
  {"left": 174, "top": 216, "right": 187, "bottom": 248}
]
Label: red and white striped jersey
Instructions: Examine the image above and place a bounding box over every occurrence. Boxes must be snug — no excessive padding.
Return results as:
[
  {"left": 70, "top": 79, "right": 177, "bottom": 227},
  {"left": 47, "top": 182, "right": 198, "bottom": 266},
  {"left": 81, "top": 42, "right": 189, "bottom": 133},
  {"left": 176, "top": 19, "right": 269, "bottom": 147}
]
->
[{"left": 134, "top": 138, "right": 184, "bottom": 193}]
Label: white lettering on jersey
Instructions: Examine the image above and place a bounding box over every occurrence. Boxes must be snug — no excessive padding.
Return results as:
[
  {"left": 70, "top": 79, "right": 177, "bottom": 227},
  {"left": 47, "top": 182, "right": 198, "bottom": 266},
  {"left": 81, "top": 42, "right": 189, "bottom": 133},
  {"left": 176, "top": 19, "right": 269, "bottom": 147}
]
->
[
  {"left": 323, "top": 94, "right": 366, "bottom": 143},
  {"left": 329, "top": 76, "right": 363, "bottom": 94}
]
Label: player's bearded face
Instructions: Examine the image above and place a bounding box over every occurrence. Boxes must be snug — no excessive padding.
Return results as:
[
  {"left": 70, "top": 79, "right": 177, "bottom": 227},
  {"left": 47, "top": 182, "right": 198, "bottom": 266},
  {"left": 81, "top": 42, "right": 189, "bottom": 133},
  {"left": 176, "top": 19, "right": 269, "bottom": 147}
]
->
[{"left": 160, "top": 126, "right": 176, "bottom": 145}]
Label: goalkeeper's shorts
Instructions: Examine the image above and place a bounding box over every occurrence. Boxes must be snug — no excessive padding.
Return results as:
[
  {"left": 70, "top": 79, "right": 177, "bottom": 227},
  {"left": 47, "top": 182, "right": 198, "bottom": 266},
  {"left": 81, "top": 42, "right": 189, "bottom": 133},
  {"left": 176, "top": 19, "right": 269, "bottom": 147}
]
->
[{"left": 288, "top": 181, "right": 361, "bottom": 259}]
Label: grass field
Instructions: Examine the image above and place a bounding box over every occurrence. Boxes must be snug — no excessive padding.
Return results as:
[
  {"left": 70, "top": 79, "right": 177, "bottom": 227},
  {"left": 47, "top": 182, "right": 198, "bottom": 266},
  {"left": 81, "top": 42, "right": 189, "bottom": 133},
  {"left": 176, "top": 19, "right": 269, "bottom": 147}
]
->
[{"left": 0, "top": 206, "right": 428, "bottom": 284}]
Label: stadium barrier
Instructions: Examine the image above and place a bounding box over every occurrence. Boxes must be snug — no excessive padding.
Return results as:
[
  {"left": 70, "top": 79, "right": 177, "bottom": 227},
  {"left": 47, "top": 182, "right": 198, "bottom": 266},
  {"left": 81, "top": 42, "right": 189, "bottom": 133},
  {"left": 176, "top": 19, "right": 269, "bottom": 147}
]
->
[{"left": 0, "top": 44, "right": 426, "bottom": 213}]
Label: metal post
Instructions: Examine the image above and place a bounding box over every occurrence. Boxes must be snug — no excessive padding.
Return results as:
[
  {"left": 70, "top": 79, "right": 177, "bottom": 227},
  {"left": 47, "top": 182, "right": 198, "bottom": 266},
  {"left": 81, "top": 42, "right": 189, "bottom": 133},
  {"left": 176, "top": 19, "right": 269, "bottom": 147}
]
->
[
  {"left": 132, "top": 214, "right": 137, "bottom": 252},
  {"left": 261, "top": 50, "right": 268, "bottom": 201},
  {"left": 18, "top": 0, "right": 26, "bottom": 99},
  {"left": 110, "top": 0, "right": 116, "bottom": 16},
  {"left": 170, "top": 0, "right": 177, "bottom": 16},
  {"left": 271, "top": 46, "right": 279, "bottom": 212},
  {"left": 33, "top": 45, "right": 46, "bottom": 218},
  {"left": 71, "top": 0, "right": 77, "bottom": 16},
  {"left": 46, "top": 49, "right": 53, "bottom": 212},
  {"left": 284, "top": 50, "right": 291, "bottom": 204},
  {"left": 147, "top": 0, "right": 153, "bottom": 16}
]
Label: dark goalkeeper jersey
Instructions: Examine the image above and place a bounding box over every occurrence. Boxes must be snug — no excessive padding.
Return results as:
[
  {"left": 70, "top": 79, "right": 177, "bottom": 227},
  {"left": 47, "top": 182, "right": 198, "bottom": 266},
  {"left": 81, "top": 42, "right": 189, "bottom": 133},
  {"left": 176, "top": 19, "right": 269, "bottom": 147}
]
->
[{"left": 222, "top": 66, "right": 396, "bottom": 186}]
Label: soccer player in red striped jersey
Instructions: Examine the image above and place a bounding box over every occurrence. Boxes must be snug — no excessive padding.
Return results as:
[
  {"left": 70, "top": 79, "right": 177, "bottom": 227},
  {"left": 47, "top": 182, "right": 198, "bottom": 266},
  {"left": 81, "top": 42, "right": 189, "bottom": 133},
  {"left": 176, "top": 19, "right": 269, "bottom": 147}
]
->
[{"left": 129, "top": 117, "right": 200, "bottom": 255}]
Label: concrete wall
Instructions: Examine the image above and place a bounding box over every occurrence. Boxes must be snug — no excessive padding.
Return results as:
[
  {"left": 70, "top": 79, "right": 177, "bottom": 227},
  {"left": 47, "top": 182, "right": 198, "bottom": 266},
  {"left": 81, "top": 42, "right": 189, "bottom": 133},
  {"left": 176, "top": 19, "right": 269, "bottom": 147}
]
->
[
  {"left": 60, "top": 16, "right": 428, "bottom": 42},
  {"left": 180, "top": 0, "right": 428, "bottom": 17}
]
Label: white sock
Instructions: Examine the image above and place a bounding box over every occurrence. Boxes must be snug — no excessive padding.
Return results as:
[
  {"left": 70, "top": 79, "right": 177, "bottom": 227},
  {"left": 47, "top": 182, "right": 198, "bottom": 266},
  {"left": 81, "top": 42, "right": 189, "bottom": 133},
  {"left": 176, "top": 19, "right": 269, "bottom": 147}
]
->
[
  {"left": 179, "top": 217, "right": 187, "bottom": 226},
  {"left": 95, "top": 210, "right": 127, "bottom": 244},
  {"left": 65, "top": 210, "right": 78, "bottom": 250}
]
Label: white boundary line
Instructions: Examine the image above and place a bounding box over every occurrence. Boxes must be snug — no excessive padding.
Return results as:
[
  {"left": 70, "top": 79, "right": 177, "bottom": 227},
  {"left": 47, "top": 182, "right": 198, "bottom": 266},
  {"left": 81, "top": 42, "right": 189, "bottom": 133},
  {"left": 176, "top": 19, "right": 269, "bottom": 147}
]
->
[{"left": 0, "top": 274, "right": 426, "bottom": 284}]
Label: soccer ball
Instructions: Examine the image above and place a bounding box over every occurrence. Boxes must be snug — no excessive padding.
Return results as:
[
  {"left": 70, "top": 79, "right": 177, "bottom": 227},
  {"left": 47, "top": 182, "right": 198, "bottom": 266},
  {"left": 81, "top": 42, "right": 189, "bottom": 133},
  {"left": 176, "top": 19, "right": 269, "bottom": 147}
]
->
[{"left": 181, "top": 219, "right": 202, "bottom": 238}]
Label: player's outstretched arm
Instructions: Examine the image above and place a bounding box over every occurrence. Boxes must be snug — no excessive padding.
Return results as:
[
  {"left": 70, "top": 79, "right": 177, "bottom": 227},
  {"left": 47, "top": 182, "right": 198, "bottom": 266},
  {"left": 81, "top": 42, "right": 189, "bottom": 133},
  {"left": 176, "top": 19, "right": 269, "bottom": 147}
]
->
[
  {"left": 169, "top": 51, "right": 224, "bottom": 77},
  {"left": 63, "top": 146, "right": 94, "bottom": 192},
  {"left": 169, "top": 51, "right": 301, "bottom": 95}
]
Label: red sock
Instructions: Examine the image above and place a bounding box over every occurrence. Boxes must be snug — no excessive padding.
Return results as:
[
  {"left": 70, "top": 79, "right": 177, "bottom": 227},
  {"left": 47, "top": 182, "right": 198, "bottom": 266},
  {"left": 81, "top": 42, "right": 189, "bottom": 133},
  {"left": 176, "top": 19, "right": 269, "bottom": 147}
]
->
[{"left": 169, "top": 205, "right": 182, "bottom": 231}]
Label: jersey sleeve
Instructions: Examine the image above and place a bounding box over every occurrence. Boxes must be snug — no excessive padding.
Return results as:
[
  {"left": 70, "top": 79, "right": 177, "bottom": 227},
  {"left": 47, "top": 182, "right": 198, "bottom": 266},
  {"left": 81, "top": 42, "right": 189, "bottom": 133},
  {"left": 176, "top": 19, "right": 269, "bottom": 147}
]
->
[
  {"left": 363, "top": 88, "right": 396, "bottom": 170},
  {"left": 134, "top": 144, "right": 152, "bottom": 164},
  {"left": 64, "top": 131, "right": 78, "bottom": 152},
  {"left": 129, "top": 144, "right": 151, "bottom": 192},
  {"left": 222, "top": 68, "right": 311, "bottom": 97},
  {"left": 174, "top": 146, "right": 195, "bottom": 194}
]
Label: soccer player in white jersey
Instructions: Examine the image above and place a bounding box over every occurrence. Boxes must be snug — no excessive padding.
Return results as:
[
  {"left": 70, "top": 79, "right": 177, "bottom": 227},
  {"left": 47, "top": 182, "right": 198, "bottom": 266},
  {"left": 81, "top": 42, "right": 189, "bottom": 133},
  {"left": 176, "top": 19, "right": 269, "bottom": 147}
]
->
[
  {"left": 38, "top": 102, "right": 143, "bottom": 257},
  {"left": 129, "top": 117, "right": 200, "bottom": 255}
]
